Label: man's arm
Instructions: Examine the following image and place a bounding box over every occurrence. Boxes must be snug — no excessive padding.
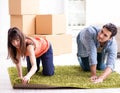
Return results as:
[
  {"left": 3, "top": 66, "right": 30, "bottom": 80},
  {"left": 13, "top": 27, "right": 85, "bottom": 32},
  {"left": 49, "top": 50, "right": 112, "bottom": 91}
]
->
[{"left": 90, "top": 64, "right": 98, "bottom": 81}]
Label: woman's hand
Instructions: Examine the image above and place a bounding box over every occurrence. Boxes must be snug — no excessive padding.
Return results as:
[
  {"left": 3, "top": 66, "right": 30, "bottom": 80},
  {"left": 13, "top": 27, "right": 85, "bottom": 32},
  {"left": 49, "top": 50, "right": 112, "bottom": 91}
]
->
[{"left": 22, "top": 76, "right": 30, "bottom": 84}]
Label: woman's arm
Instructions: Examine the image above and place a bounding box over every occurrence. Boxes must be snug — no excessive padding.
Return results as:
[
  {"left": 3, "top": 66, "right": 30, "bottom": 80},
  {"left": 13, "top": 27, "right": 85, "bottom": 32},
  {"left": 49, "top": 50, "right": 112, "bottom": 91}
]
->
[
  {"left": 15, "top": 60, "right": 23, "bottom": 78},
  {"left": 22, "top": 45, "right": 37, "bottom": 84}
]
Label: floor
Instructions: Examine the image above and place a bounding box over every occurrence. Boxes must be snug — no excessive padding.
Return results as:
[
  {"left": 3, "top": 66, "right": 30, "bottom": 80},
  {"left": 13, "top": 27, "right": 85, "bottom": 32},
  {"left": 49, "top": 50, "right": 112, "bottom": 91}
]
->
[{"left": 0, "top": 33, "right": 120, "bottom": 93}]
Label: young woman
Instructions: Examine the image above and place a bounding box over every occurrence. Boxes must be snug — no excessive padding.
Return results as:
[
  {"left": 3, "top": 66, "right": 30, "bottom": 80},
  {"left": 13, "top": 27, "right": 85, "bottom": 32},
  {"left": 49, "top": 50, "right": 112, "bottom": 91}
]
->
[{"left": 7, "top": 27, "right": 54, "bottom": 84}]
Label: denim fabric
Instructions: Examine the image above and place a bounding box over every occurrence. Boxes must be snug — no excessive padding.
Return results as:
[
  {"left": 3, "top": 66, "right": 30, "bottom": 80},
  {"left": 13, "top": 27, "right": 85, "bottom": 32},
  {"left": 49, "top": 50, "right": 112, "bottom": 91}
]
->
[
  {"left": 26, "top": 44, "right": 54, "bottom": 76},
  {"left": 77, "top": 53, "right": 106, "bottom": 71},
  {"left": 76, "top": 26, "right": 117, "bottom": 71}
]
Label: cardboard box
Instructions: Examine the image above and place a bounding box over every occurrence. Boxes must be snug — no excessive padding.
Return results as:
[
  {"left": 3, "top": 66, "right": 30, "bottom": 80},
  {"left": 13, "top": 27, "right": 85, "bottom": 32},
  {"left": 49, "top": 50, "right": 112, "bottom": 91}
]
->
[
  {"left": 10, "top": 15, "right": 36, "bottom": 35},
  {"left": 9, "top": 0, "right": 39, "bottom": 15},
  {"left": 30, "top": 34, "right": 72, "bottom": 56},
  {"left": 36, "top": 14, "right": 66, "bottom": 35}
]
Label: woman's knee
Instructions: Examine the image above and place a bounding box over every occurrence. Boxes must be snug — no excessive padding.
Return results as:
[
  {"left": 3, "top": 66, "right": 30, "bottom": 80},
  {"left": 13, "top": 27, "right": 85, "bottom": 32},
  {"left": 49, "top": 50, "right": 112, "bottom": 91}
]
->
[{"left": 43, "top": 70, "right": 54, "bottom": 76}]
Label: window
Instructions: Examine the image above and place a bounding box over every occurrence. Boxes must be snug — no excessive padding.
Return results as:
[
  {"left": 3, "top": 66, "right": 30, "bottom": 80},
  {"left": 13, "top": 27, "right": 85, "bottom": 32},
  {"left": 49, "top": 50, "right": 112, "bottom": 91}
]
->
[{"left": 67, "top": 0, "right": 86, "bottom": 29}]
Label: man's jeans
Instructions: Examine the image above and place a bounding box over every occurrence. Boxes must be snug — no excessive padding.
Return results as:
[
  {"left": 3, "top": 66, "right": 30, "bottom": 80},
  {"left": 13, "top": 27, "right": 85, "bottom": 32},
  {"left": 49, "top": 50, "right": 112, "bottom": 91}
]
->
[{"left": 77, "top": 53, "right": 106, "bottom": 71}]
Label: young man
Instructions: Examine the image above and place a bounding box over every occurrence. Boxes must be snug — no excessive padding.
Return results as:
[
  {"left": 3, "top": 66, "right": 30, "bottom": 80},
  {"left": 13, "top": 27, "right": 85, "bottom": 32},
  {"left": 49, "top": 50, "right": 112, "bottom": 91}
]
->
[{"left": 76, "top": 23, "right": 118, "bottom": 83}]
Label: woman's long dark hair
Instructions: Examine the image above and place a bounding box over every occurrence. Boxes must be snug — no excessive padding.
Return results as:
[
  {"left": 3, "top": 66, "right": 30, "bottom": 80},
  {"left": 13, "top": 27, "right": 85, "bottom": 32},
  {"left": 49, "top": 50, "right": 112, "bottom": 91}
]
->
[{"left": 7, "top": 27, "right": 26, "bottom": 64}]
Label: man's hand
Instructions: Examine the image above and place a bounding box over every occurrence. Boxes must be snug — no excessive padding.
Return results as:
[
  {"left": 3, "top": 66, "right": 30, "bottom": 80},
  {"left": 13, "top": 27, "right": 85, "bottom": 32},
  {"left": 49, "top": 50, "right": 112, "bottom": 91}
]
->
[
  {"left": 92, "top": 67, "right": 112, "bottom": 83},
  {"left": 90, "top": 76, "right": 103, "bottom": 83},
  {"left": 93, "top": 77, "right": 103, "bottom": 83},
  {"left": 90, "top": 75, "right": 98, "bottom": 82}
]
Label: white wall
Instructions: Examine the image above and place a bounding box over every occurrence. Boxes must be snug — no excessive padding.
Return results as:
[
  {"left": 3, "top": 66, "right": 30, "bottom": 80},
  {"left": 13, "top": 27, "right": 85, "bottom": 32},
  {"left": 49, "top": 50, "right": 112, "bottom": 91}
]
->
[
  {"left": 86, "top": 0, "right": 120, "bottom": 26},
  {"left": 0, "top": 0, "right": 10, "bottom": 56},
  {"left": 39, "top": 0, "right": 64, "bottom": 14}
]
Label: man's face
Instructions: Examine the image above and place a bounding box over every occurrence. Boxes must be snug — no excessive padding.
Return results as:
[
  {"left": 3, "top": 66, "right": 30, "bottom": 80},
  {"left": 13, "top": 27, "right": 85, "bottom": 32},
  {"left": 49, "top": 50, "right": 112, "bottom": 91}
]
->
[{"left": 97, "top": 27, "right": 112, "bottom": 43}]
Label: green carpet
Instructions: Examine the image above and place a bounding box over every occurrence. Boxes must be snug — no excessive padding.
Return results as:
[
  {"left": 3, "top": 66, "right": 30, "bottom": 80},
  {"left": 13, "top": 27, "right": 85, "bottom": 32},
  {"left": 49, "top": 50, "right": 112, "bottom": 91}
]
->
[{"left": 8, "top": 66, "right": 120, "bottom": 89}]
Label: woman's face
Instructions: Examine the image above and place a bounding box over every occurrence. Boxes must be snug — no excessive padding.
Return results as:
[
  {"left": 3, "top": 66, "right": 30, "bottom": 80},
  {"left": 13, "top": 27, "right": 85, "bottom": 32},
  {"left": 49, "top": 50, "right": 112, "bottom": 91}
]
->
[
  {"left": 11, "top": 38, "right": 20, "bottom": 49},
  {"left": 97, "top": 27, "right": 112, "bottom": 43}
]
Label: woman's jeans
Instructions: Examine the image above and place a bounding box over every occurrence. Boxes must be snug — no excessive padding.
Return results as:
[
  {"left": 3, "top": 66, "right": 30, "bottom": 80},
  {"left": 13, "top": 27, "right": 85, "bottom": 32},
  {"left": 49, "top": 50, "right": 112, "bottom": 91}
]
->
[
  {"left": 77, "top": 53, "right": 106, "bottom": 71},
  {"left": 26, "top": 44, "right": 54, "bottom": 76}
]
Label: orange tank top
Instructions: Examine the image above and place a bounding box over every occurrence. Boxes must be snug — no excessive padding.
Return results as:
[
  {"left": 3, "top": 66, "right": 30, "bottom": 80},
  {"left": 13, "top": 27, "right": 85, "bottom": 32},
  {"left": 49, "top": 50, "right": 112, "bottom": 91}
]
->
[{"left": 26, "top": 37, "right": 49, "bottom": 58}]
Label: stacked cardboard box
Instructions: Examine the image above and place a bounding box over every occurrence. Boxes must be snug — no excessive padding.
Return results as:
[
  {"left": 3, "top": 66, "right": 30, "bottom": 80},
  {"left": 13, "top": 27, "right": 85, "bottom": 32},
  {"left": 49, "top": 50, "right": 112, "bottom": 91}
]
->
[
  {"left": 10, "top": 15, "right": 36, "bottom": 35},
  {"left": 9, "top": 0, "right": 72, "bottom": 55},
  {"left": 30, "top": 34, "right": 72, "bottom": 56},
  {"left": 35, "top": 14, "right": 72, "bottom": 55},
  {"left": 9, "top": 0, "right": 39, "bottom": 35},
  {"left": 36, "top": 14, "right": 66, "bottom": 35}
]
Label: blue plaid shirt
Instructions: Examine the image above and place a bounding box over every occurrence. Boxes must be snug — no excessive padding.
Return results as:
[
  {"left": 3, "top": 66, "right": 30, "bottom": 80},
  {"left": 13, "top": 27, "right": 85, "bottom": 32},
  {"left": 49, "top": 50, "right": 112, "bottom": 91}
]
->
[{"left": 76, "top": 26, "right": 117, "bottom": 71}]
